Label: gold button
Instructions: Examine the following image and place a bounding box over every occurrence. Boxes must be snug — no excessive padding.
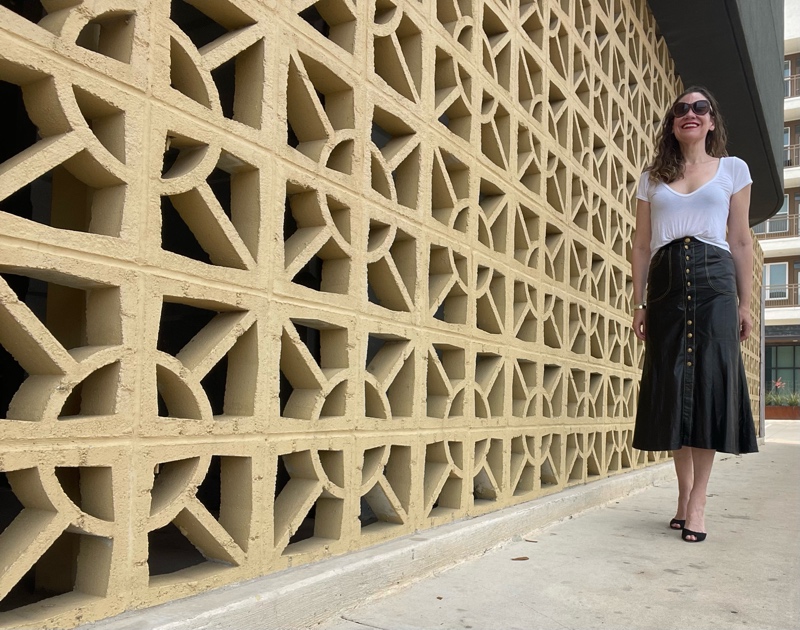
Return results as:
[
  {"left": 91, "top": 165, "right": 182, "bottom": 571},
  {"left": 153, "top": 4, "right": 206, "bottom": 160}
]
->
[
  {"left": 685, "top": 268, "right": 690, "bottom": 274},
  {"left": 687, "top": 281, "right": 691, "bottom": 286},
  {"left": 687, "top": 295, "right": 692, "bottom": 300},
  {"left": 688, "top": 320, "right": 693, "bottom": 325},
  {"left": 688, "top": 348, "right": 693, "bottom": 353},
  {"left": 687, "top": 361, "right": 693, "bottom": 366},
  {"left": 685, "top": 255, "right": 690, "bottom": 260},
  {"left": 684, "top": 237, "right": 691, "bottom": 242},
  {"left": 684, "top": 245, "right": 689, "bottom": 250},
  {"left": 688, "top": 333, "right": 693, "bottom": 338}
]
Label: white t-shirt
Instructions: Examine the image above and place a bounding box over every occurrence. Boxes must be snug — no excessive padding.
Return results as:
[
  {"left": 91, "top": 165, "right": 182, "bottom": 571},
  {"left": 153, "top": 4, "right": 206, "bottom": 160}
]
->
[{"left": 636, "top": 156, "right": 752, "bottom": 257}]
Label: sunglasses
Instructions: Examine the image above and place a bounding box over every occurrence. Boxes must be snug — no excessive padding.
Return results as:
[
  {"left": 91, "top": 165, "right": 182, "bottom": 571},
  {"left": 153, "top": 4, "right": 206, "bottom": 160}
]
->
[{"left": 671, "top": 100, "right": 712, "bottom": 118}]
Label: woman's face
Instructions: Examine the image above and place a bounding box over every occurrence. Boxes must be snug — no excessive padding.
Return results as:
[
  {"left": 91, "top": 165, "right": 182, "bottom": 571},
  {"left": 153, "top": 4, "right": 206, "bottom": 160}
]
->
[{"left": 671, "top": 92, "right": 715, "bottom": 145}]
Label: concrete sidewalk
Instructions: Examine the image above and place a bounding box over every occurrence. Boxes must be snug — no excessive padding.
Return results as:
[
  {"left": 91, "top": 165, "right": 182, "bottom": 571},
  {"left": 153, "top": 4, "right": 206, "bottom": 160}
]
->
[{"left": 317, "top": 422, "right": 800, "bottom": 630}]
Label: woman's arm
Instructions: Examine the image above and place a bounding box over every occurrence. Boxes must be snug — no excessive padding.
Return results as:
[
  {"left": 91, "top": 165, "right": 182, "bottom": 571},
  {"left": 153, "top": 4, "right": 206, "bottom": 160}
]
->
[
  {"left": 727, "top": 184, "right": 753, "bottom": 341},
  {"left": 631, "top": 198, "right": 652, "bottom": 340}
]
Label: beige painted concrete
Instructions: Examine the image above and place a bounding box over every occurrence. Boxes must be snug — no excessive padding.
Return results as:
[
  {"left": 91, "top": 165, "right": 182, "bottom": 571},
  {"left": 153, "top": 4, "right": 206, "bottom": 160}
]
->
[
  {"left": 0, "top": 1, "right": 762, "bottom": 628},
  {"left": 77, "top": 456, "right": 678, "bottom": 630},
  {"left": 316, "top": 428, "right": 797, "bottom": 630}
]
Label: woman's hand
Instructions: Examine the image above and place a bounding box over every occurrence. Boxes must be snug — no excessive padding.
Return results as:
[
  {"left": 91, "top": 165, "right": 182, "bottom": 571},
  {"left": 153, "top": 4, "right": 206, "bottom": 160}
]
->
[
  {"left": 728, "top": 185, "right": 753, "bottom": 343},
  {"left": 738, "top": 304, "right": 752, "bottom": 342},
  {"left": 632, "top": 309, "right": 646, "bottom": 341}
]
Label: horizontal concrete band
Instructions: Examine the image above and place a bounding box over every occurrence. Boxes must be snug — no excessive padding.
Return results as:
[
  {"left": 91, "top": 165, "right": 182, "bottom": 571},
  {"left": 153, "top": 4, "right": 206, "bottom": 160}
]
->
[{"left": 83, "top": 462, "right": 676, "bottom": 630}]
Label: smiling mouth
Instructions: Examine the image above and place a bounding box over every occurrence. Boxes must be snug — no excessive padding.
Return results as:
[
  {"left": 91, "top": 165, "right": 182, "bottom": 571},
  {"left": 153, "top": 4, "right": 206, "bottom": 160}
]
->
[{"left": 681, "top": 122, "right": 700, "bottom": 129}]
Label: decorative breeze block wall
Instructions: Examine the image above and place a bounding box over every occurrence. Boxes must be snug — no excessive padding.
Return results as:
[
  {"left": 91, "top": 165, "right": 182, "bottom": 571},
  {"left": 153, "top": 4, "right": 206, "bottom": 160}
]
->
[{"left": 0, "top": 0, "right": 761, "bottom": 628}]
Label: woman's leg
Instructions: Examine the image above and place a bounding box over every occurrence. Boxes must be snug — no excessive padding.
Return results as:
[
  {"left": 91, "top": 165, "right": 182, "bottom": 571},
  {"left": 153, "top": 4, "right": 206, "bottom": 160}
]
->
[
  {"left": 671, "top": 447, "right": 694, "bottom": 526},
  {"left": 684, "top": 447, "right": 716, "bottom": 539}
]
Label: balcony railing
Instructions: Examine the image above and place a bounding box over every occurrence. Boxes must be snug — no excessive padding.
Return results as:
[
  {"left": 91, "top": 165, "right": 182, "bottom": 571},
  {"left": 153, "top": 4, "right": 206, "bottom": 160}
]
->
[
  {"left": 753, "top": 213, "right": 799, "bottom": 238},
  {"left": 765, "top": 284, "right": 800, "bottom": 308},
  {"left": 786, "top": 74, "right": 800, "bottom": 98},
  {"left": 785, "top": 144, "right": 800, "bottom": 168}
]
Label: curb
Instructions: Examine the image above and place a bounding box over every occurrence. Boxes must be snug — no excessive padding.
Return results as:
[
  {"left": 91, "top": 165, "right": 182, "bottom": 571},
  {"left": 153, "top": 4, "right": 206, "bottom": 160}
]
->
[{"left": 82, "top": 462, "right": 676, "bottom": 630}]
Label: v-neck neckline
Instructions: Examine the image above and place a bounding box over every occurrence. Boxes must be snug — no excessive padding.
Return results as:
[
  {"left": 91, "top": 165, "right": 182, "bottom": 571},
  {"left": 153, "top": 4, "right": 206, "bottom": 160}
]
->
[{"left": 664, "top": 158, "right": 723, "bottom": 196}]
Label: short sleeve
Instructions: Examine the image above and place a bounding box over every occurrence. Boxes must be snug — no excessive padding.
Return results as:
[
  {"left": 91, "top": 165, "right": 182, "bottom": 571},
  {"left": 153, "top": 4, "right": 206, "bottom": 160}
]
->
[
  {"left": 636, "top": 171, "right": 651, "bottom": 201},
  {"left": 730, "top": 157, "right": 753, "bottom": 194}
]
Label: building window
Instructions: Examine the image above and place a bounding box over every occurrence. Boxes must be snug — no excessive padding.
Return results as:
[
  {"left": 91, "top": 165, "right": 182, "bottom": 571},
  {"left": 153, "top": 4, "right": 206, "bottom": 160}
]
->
[
  {"left": 765, "top": 262, "right": 788, "bottom": 300},
  {"left": 766, "top": 195, "right": 790, "bottom": 233},
  {"left": 757, "top": 196, "right": 790, "bottom": 235},
  {"left": 766, "top": 345, "right": 800, "bottom": 395}
]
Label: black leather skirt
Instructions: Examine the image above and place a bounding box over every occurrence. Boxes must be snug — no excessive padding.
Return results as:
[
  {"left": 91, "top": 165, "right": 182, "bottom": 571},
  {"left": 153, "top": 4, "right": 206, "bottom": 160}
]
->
[{"left": 633, "top": 237, "right": 758, "bottom": 454}]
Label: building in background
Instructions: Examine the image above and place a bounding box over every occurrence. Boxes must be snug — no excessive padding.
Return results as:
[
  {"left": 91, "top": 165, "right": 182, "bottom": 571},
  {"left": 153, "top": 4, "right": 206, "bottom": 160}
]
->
[{"left": 757, "top": 1, "right": 800, "bottom": 398}]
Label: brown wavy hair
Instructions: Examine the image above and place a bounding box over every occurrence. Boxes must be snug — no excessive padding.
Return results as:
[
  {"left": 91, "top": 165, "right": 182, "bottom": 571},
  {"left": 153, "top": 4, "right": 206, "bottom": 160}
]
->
[{"left": 648, "top": 86, "right": 728, "bottom": 184}]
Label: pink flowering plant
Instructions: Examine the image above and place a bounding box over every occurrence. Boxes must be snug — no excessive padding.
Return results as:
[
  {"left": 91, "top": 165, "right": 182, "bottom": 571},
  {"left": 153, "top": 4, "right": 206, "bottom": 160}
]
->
[{"left": 766, "top": 377, "right": 800, "bottom": 406}]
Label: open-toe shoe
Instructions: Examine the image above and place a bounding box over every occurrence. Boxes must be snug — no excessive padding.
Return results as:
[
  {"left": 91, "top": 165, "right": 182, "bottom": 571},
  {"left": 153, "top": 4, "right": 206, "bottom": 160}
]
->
[{"left": 681, "top": 528, "right": 707, "bottom": 543}]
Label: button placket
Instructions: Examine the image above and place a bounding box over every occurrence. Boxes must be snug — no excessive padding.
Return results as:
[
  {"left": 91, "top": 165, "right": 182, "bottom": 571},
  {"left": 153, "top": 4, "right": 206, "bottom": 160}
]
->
[
  {"left": 680, "top": 238, "right": 695, "bottom": 444},
  {"left": 685, "top": 239, "right": 695, "bottom": 367}
]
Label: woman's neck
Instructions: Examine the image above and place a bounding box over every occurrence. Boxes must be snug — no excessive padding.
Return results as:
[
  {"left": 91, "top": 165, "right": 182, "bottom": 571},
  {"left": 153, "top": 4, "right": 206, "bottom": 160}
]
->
[{"left": 680, "top": 142, "right": 714, "bottom": 166}]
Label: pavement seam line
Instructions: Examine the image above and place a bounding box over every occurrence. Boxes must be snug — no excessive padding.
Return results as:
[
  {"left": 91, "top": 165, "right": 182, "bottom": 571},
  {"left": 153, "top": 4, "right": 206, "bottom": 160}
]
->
[{"left": 338, "top": 616, "right": 390, "bottom": 630}]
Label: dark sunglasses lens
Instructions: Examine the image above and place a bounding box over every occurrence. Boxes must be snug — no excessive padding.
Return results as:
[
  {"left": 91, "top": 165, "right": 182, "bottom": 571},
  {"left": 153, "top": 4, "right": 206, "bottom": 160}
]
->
[
  {"left": 673, "top": 100, "right": 711, "bottom": 117},
  {"left": 673, "top": 103, "right": 690, "bottom": 117}
]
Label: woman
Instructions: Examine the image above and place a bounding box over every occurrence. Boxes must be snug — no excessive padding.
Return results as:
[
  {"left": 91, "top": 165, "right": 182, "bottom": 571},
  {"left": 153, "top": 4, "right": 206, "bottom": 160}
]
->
[{"left": 631, "top": 86, "right": 759, "bottom": 543}]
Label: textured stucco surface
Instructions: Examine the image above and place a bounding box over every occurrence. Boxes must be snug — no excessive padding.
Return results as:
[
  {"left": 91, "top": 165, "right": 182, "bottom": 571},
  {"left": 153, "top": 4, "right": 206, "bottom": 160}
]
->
[{"left": 0, "top": 1, "right": 762, "bottom": 628}]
